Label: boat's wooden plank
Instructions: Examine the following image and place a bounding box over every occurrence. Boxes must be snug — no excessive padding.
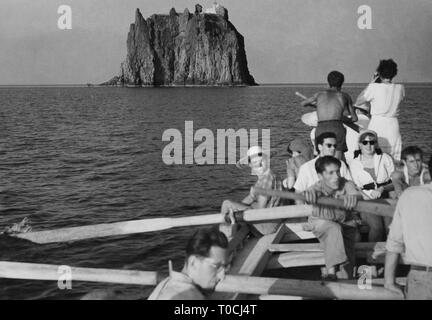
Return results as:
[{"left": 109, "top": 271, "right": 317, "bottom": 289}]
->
[
  {"left": 259, "top": 295, "right": 305, "bottom": 300},
  {"left": 269, "top": 242, "right": 385, "bottom": 253},
  {"left": 236, "top": 225, "right": 287, "bottom": 276},
  {"left": 267, "top": 251, "right": 325, "bottom": 269},
  {"left": 267, "top": 243, "right": 408, "bottom": 269},
  {"left": 281, "top": 222, "right": 316, "bottom": 242},
  {"left": 211, "top": 224, "right": 287, "bottom": 300},
  {"left": 269, "top": 243, "right": 323, "bottom": 252},
  {"left": 215, "top": 274, "right": 403, "bottom": 300}
]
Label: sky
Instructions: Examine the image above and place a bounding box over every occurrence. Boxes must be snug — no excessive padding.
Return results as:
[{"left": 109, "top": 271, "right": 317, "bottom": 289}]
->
[{"left": 0, "top": 0, "right": 431, "bottom": 85}]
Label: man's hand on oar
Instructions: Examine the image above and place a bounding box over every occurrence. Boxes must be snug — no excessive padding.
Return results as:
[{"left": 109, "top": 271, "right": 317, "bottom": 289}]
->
[{"left": 254, "top": 188, "right": 396, "bottom": 217}]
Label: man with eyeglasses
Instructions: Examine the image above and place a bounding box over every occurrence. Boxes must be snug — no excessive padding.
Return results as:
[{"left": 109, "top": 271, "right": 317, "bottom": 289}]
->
[
  {"left": 391, "top": 146, "right": 431, "bottom": 199},
  {"left": 294, "top": 132, "right": 352, "bottom": 193},
  {"left": 220, "top": 146, "right": 283, "bottom": 236},
  {"left": 384, "top": 156, "right": 432, "bottom": 299},
  {"left": 148, "top": 228, "right": 229, "bottom": 300}
]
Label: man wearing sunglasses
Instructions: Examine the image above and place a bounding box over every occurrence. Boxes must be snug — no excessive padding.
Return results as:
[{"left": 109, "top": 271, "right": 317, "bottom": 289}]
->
[
  {"left": 385, "top": 156, "right": 432, "bottom": 299},
  {"left": 294, "top": 132, "right": 352, "bottom": 193},
  {"left": 148, "top": 228, "right": 229, "bottom": 300}
]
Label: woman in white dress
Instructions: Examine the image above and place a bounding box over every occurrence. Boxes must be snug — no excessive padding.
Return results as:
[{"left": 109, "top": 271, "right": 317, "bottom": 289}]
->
[{"left": 355, "top": 59, "right": 405, "bottom": 161}]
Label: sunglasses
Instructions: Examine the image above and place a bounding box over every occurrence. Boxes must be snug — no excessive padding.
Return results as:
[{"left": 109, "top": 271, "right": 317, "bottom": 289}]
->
[
  {"left": 248, "top": 152, "right": 263, "bottom": 163},
  {"left": 361, "top": 140, "right": 376, "bottom": 146},
  {"left": 325, "top": 143, "right": 337, "bottom": 148}
]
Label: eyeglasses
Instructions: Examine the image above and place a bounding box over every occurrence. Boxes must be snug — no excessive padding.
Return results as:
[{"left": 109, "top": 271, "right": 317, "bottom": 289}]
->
[
  {"left": 361, "top": 140, "right": 376, "bottom": 146},
  {"left": 325, "top": 143, "right": 337, "bottom": 149},
  {"left": 248, "top": 152, "right": 263, "bottom": 163},
  {"left": 202, "top": 257, "right": 231, "bottom": 273}
]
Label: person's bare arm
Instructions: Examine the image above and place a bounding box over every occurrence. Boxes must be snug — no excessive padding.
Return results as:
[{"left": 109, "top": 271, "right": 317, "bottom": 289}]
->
[
  {"left": 242, "top": 194, "right": 254, "bottom": 206},
  {"left": 301, "top": 93, "right": 318, "bottom": 107},
  {"left": 391, "top": 171, "right": 405, "bottom": 198},
  {"left": 355, "top": 87, "right": 370, "bottom": 107},
  {"left": 250, "top": 195, "right": 269, "bottom": 209},
  {"left": 384, "top": 201, "right": 405, "bottom": 297},
  {"left": 346, "top": 95, "right": 358, "bottom": 122},
  {"left": 384, "top": 252, "right": 404, "bottom": 296}
]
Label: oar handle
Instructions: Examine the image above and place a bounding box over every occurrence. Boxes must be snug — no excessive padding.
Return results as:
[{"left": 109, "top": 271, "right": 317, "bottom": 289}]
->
[
  {"left": 295, "top": 91, "right": 308, "bottom": 100},
  {"left": 254, "top": 188, "right": 395, "bottom": 217},
  {"left": 0, "top": 261, "right": 161, "bottom": 285}
]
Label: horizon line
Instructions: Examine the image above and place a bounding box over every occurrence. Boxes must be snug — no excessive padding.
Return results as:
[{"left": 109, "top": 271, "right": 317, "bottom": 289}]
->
[{"left": 1, "top": 81, "right": 432, "bottom": 87}]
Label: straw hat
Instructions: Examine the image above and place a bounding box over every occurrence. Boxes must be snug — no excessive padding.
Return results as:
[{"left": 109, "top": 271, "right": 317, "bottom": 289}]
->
[
  {"left": 358, "top": 129, "right": 378, "bottom": 143},
  {"left": 236, "top": 146, "right": 264, "bottom": 169}
]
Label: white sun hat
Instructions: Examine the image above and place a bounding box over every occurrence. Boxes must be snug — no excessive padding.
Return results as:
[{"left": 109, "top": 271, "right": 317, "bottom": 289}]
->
[{"left": 236, "top": 146, "right": 263, "bottom": 168}]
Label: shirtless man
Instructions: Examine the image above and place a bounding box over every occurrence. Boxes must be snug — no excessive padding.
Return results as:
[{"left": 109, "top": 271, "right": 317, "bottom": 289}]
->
[
  {"left": 301, "top": 71, "right": 358, "bottom": 159},
  {"left": 391, "top": 146, "right": 431, "bottom": 198}
]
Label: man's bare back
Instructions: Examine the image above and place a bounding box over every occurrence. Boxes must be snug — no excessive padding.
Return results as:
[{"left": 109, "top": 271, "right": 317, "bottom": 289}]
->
[
  {"left": 315, "top": 90, "right": 353, "bottom": 122},
  {"left": 301, "top": 89, "right": 356, "bottom": 122}
]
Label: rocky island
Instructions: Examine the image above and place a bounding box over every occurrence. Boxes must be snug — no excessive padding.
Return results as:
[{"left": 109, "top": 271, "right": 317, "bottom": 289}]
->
[{"left": 103, "top": 3, "right": 256, "bottom": 86}]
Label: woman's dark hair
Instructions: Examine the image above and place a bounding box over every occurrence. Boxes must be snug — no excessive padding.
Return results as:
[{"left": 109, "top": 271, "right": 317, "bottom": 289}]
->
[
  {"left": 315, "top": 156, "right": 341, "bottom": 174},
  {"left": 186, "top": 227, "right": 228, "bottom": 259},
  {"left": 376, "top": 59, "right": 398, "bottom": 80},
  {"left": 401, "top": 146, "right": 423, "bottom": 161},
  {"left": 315, "top": 132, "right": 337, "bottom": 153}
]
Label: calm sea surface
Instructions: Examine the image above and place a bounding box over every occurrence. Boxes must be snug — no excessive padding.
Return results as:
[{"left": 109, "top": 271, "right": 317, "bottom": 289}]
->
[{"left": 1, "top": 85, "right": 431, "bottom": 299}]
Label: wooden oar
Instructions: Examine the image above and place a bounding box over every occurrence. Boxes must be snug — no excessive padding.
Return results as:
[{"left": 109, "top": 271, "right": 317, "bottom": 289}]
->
[
  {"left": 0, "top": 261, "right": 403, "bottom": 300},
  {"left": 0, "top": 261, "right": 161, "bottom": 285},
  {"left": 295, "top": 91, "right": 361, "bottom": 133},
  {"left": 254, "top": 188, "right": 396, "bottom": 217},
  {"left": 10, "top": 205, "right": 313, "bottom": 244}
]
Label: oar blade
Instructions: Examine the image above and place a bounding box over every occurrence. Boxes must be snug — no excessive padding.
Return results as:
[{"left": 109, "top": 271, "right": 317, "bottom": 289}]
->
[{"left": 12, "top": 218, "right": 173, "bottom": 244}]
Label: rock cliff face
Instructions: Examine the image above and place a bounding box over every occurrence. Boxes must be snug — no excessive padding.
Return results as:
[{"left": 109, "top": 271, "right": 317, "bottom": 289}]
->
[{"left": 116, "top": 7, "right": 256, "bottom": 86}]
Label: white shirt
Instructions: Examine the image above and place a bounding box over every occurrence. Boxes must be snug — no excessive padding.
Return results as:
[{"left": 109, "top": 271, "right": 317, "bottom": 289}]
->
[
  {"left": 363, "top": 83, "right": 405, "bottom": 118},
  {"left": 386, "top": 183, "right": 432, "bottom": 267},
  {"left": 348, "top": 153, "right": 395, "bottom": 199},
  {"left": 293, "top": 156, "right": 352, "bottom": 192},
  {"left": 148, "top": 271, "right": 205, "bottom": 300}
]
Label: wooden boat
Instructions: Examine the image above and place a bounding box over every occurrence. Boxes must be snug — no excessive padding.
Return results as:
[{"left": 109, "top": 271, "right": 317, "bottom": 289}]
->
[
  {"left": 209, "top": 211, "right": 406, "bottom": 300},
  {"left": 0, "top": 193, "right": 405, "bottom": 300}
]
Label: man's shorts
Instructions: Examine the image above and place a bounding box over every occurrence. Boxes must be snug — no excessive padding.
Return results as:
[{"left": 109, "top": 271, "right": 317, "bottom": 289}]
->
[{"left": 315, "top": 120, "right": 347, "bottom": 152}]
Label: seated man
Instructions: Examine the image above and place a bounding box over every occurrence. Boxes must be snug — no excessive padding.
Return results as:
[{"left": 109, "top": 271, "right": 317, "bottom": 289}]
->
[
  {"left": 303, "top": 156, "right": 362, "bottom": 280},
  {"left": 284, "top": 138, "right": 314, "bottom": 190},
  {"left": 148, "top": 228, "right": 229, "bottom": 300},
  {"left": 221, "top": 146, "right": 283, "bottom": 236},
  {"left": 294, "top": 132, "right": 352, "bottom": 193},
  {"left": 301, "top": 71, "right": 358, "bottom": 159},
  {"left": 391, "top": 146, "right": 431, "bottom": 198}
]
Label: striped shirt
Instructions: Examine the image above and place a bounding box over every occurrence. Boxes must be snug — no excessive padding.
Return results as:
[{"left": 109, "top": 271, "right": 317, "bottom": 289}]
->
[{"left": 249, "top": 169, "right": 282, "bottom": 208}]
